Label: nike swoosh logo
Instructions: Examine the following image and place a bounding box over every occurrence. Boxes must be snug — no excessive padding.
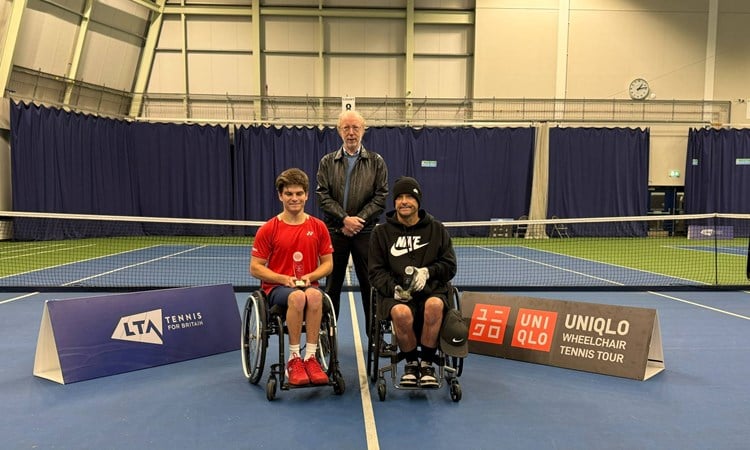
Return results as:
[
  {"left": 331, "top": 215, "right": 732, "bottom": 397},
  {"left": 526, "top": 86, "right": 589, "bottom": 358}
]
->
[
  {"left": 451, "top": 337, "right": 464, "bottom": 344},
  {"left": 390, "top": 242, "right": 429, "bottom": 257}
]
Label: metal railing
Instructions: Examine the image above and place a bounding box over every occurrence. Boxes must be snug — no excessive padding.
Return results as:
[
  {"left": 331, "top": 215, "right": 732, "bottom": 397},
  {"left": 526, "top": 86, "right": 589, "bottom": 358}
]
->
[{"left": 7, "top": 66, "right": 731, "bottom": 127}]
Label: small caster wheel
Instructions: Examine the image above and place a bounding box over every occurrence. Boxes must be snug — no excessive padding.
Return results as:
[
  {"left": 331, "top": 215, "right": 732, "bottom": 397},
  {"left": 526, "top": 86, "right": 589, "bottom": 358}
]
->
[
  {"left": 333, "top": 372, "right": 346, "bottom": 395},
  {"left": 450, "top": 381, "right": 462, "bottom": 402},
  {"left": 266, "top": 376, "right": 277, "bottom": 401},
  {"left": 377, "top": 379, "right": 387, "bottom": 401}
]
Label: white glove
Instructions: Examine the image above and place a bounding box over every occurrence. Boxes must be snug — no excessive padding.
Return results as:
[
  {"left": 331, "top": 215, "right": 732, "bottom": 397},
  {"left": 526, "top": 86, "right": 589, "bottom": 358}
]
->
[
  {"left": 394, "top": 285, "right": 412, "bottom": 302},
  {"left": 412, "top": 267, "right": 429, "bottom": 291}
]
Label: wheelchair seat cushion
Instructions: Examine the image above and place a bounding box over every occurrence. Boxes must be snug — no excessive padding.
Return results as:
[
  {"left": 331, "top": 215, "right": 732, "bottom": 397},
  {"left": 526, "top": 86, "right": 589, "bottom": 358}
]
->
[{"left": 440, "top": 309, "right": 469, "bottom": 357}]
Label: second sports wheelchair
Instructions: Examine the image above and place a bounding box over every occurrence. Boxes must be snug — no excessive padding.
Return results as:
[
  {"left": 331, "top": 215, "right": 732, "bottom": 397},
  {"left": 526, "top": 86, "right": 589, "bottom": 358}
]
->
[
  {"left": 241, "top": 289, "right": 345, "bottom": 401},
  {"left": 366, "top": 286, "right": 465, "bottom": 402}
]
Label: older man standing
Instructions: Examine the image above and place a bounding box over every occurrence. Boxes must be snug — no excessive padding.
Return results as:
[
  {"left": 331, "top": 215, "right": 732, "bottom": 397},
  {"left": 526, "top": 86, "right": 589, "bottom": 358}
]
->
[{"left": 316, "top": 110, "right": 388, "bottom": 330}]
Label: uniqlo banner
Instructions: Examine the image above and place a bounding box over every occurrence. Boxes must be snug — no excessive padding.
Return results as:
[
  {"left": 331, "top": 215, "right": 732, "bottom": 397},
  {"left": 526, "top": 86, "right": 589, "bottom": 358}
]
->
[
  {"left": 33, "top": 284, "right": 240, "bottom": 384},
  {"left": 460, "top": 292, "right": 664, "bottom": 380}
]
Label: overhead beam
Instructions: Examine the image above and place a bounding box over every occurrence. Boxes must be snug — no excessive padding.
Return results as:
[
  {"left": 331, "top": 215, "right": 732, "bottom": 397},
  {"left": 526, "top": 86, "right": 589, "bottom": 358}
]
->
[
  {"left": 0, "top": 0, "right": 28, "bottom": 98},
  {"left": 129, "top": 0, "right": 167, "bottom": 117},
  {"left": 64, "top": 0, "right": 94, "bottom": 105},
  {"left": 160, "top": 5, "right": 473, "bottom": 25}
]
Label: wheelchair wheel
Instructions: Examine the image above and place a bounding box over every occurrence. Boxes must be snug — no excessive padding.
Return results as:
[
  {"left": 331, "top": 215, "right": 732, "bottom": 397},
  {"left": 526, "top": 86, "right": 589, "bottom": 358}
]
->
[
  {"left": 369, "top": 317, "right": 382, "bottom": 383},
  {"left": 333, "top": 371, "right": 346, "bottom": 395},
  {"left": 450, "top": 379, "right": 462, "bottom": 402},
  {"left": 377, "top": 378, "right": 387, "bottom": 401},
  {"left": 316, "top": 294, "right": 337, "bottom": 373},
  {"left": 266, "top": 375, "right": 277, "bottom": 401},
  {"left": 241, "top": 293, "right": 267, "bottom": 385}
]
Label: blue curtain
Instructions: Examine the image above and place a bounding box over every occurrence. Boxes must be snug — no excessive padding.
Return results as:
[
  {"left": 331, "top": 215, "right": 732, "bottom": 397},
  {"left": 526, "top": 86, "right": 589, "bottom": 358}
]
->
[
  {"left": 234, "top": 125, "right": 339, "bottom": 221},
  {"left": 10, "top": 102, "right": 231, "bottom": 239},
  {"left": 234, "top": 125, "right": 535, "bottom": 230},
  {"left": 130, "top": 122, "right": 233, "bottom": 219},
  {"left": 406, "top": 127, "right": 534, "bottom": 222},
  {"left": 685, "top": 128, "right": 750, "bottom": 214},
  {"left": 10, "top": 102, "right": 135, "bottom": 214},
  {"left": 548, "top": 127, "right": 650, "bottom": 237}
]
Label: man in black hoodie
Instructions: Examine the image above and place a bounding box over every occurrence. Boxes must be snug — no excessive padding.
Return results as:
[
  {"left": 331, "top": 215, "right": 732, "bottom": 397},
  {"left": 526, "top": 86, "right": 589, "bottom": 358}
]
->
[{"left": 368, "top": 176, "right": 457, "bottom": 387}]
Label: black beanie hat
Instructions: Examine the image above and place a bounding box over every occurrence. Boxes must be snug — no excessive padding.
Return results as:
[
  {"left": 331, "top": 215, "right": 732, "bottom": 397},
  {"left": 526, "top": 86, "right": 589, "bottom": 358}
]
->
[{"left": 392, "top": 176, "right": 422, "bottom": 207}]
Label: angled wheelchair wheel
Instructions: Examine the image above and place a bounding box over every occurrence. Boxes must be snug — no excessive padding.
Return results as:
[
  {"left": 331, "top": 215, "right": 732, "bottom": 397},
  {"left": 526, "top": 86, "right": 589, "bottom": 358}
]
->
[
  {"left": 316, "top": 293, "right": 337, "bottom": 373},
  {"left": 450, "top": 286, "right": 464, "bottom": 377},
  {"left": 367, "top": 288, "right": 382, "bottom": 383},
  {"left": 369, "top": 316, "right": 382, "bottom": 383},
  {"left": 241, "top": 292, "right": 267, "bottom": 385}
]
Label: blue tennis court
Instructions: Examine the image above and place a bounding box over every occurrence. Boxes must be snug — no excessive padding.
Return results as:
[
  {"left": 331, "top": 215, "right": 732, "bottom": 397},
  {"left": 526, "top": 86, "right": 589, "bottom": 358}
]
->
[
  {"left": 1, "top": 242, "right": 721, "bottom": 288},
  {"left": 1, "top": 286, "right": 749, "bottom": 449}
]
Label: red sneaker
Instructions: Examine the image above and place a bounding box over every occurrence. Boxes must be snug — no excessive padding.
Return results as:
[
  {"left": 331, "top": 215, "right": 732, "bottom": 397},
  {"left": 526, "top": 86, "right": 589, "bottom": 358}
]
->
[
  {"left": 286, "top": 356, "right": 310, "bottom": 386},
  {"left": 304, "top": 357, "right": 329, "bottom": 385}
]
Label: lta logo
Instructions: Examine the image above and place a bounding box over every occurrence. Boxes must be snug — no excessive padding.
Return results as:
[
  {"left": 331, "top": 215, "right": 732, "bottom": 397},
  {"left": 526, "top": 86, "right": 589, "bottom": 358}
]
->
[{"left": 111, "top": 309, "right": 164, "bottom": 345}]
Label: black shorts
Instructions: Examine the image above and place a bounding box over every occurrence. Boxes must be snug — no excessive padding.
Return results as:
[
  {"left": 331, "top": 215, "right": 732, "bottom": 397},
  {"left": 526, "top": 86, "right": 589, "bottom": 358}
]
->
[{"left": 377, "top": 293, "right": 449, "bottom": 338}]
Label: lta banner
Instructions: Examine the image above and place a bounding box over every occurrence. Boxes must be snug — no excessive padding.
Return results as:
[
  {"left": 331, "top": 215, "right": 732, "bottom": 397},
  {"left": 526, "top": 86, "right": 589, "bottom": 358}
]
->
[{"left": 33, "top": 284, "right": 240, "bottom": 384}]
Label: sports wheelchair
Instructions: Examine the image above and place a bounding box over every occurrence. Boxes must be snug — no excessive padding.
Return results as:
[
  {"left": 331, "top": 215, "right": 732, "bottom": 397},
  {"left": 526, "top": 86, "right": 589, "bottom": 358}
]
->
[
  {"left": 241, "top": 289, "right": 345, "bottom": 401},
  {"left": 366, "top": 286, "right": 464, "bottom": 402}
]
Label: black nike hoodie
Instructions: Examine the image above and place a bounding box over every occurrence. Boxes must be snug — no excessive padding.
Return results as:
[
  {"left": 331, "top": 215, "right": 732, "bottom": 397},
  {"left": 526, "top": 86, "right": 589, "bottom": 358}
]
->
[{"left": 368, "top": 209, "right": 457, "bottom": 299}]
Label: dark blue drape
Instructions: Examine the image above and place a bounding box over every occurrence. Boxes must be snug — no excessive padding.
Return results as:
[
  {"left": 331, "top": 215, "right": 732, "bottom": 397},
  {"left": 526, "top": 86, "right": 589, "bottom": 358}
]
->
[
  {"left": 10, "top": 102, "right": 231, "bottom": 239},
  {"left": 130, "top": 122, "right": 233, "bottom": 219},
  {"left": 685, "top": 128, "right": 750, "bottom": 214},
  {"left": 234, "top": 125, "right": 339, "bottom": 221},
  {"left": 10, "top": 102, "right": 135, "bottom": 214},
  {"left": 406, "top": 127, "right": 535, "bottom": 222},
  {"left": 234, "top": 125, "right": 535, "bottom": 229},
  {"left": 548, "top": 127, "right": 650, "bottom": 237}
]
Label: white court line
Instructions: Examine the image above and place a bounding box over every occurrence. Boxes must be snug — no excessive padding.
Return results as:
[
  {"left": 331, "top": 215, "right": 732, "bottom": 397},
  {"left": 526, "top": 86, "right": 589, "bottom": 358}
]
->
[
  {"left": 478, "top": 246, "right": 624, "bottom": 285},
  {"left": 648, "top": 291, "right": 750, "bottom": 320},
  {"left": 346, "top": 268, "right": 379, "bottom": 450},
  {"left": 0, "top": 292, "right": 40, "bottom": 304},
  {"left": 62, "top": 246, "right": 207, "bottom": 286},
  {"left": 0, "top": 243, "right": 96, "bottom": 260}
]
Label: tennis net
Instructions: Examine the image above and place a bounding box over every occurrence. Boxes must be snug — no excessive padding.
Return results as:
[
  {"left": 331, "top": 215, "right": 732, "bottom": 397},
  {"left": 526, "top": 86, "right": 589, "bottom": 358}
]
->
[{"left": 1, "top": 211, "right": 748, "bottom": 290}]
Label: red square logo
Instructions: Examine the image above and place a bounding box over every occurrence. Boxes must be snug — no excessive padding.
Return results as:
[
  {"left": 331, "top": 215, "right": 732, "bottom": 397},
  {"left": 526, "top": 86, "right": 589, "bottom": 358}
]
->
[
  {"left": 511, "top": 308, "right": 558, "bottom": 352},
  {"left": 469, "top": 303, "right": 511, "bottom": 345}
]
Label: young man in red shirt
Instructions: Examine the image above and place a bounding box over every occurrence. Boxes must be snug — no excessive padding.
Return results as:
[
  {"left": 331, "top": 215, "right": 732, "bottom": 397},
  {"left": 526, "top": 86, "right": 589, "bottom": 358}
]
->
[{"left": 250, "top": 168, "right": 334, "bottom": 386}]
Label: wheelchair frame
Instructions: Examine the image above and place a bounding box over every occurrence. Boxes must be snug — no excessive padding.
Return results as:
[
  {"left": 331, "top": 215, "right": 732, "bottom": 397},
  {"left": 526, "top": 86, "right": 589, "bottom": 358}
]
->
[
  {"left": 241, "top": 289, "right": 345, "bottom": 401},
  {"left": 366, "top": 286, "right": 464, "bottom": 402}
]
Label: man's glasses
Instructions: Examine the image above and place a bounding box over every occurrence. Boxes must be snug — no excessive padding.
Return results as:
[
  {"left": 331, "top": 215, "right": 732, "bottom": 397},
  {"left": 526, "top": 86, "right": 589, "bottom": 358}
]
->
[{"left": 340, "top": 125, "right": 362, "bottom": 132}]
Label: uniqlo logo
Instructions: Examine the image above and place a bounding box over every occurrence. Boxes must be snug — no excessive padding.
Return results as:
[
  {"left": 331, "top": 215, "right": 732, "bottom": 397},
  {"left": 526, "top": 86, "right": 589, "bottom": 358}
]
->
[
  {"left": 469, "top": 304, "right": 510, "bottom": 345},
  {"left": 511, "top": 308, "right": 557, "bottom": 352}
]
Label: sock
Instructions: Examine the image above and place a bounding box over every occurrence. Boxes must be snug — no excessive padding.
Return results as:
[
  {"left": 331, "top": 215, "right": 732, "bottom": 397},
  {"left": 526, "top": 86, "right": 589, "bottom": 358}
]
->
[
  {"left": 304, "top": 343, "right": 317, "bottom": 361},
  {"left": 289, "top": 344, "right": 301, "bottom": 361},
  {"left": 404, "top": 349, "right": 418, "bottom": 364},
  {"left": 420, "top": 345, "right": 437, "bottom": 365}
]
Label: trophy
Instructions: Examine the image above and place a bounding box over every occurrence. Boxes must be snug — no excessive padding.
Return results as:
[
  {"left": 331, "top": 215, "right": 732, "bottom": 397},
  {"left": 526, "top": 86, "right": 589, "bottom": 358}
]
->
[
  {"left": 292, "top": 251, "right": 306, "bottom": 288},
  {"left": 396, "top": 266, "right": 417, "bottom": 301}
]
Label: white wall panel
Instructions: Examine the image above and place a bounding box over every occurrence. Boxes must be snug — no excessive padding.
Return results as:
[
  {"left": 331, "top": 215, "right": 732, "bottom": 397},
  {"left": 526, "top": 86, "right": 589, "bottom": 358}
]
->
[
  {"left": 157, "top": 16, "right": 183, "bottom": 50},
  {"left": 415, "top": 24, "right": 470, "bottom": 54},
  {"left": 148, "top": 52, "right": 185, "bottom": 93},
  {"left": 327, "top": 55, "right": 404, "bottom": 97},
  {"left": 264, "top": 55, "right": 318, "bottom": 96},
  {"left": 473, "top": 7, "right": 558, "bottom": 98},
  {"left": 78, "top": 24, "right": 141, "bottom": 91},
  {"left": 264, "top": 17, "right": 319, "bottom": 53},
  {"left": 14, "top": 7, "right": 78, "bottom": 75},
  {"left": 188, "top": 53, "right": 253, "bottom": 95},
  {"left": 186, "top": 17, "right": 252, "bottom": 51},
  {"left": 326, "top": 18, "right": 405, "bottom": 54},
  {"left": 566, "top": 10, "right": 707, "bottom": 100},
  {"left": 414, "top": 57, "right": 468, "bottom": 98}
]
